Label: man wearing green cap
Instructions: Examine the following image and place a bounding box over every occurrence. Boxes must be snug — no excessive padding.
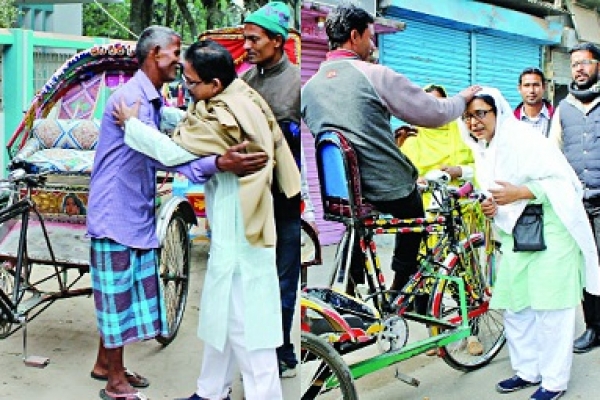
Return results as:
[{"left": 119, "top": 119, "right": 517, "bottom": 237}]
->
[{"left": 242, "top": 1, "right": 303, "bottom": 379}]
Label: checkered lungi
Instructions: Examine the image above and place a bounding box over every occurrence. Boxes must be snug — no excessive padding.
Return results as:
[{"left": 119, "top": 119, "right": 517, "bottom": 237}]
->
[{"left": 90, "top": 238, "right": 168, "bottom": 348}]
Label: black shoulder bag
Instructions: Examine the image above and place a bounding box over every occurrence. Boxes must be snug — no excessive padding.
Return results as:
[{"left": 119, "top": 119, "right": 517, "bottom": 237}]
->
[{"left": 512, "top": 204, "right": 546, "bottom": 252}]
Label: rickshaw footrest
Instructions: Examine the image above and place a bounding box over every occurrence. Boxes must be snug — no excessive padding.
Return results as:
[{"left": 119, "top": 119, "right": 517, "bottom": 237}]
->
[
  {"left": 395, "top": 368, "right": 420, "bottom": 387},
  {"left": 24, "top": 355, "right": 50, "bottom": 368}
]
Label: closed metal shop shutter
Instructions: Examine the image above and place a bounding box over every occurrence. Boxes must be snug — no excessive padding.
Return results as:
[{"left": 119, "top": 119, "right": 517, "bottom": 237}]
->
[
  {"left": 551, "top": 49, "right": 571, "bottom": 86},
  {"left": 474, "top": 34, "right": 542, "bottom": 108},
  {"left": 379, "top": 18, "right": 472, "bottom": 127},
  {"left": 301, "top": 39, "right": 346, "bottom": 245}
]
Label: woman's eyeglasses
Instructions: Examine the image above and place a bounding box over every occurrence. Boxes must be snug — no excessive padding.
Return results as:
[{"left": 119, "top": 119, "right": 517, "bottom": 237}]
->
[{"left": 461, "top": 109, "right": 493, "bottom": 122}]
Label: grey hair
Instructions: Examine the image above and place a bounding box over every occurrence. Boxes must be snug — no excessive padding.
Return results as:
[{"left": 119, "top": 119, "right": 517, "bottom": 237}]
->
[
  {"left": 325, "top": 3, "right": 374, "bottom": 50},
  {"left": 136, "top": 25, "right": 181, "bottom": 65}
]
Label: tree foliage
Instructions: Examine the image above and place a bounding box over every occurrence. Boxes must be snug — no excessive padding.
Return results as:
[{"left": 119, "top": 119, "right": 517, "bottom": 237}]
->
[
  {"left": 0, "top": 0, "right": 19, "bottom": 28},
  {"left": 83, "top": 1, "right": 131, "bottom": 38},
  {"left": 83, "top": 0, "right": 297, "bottom": 42}
]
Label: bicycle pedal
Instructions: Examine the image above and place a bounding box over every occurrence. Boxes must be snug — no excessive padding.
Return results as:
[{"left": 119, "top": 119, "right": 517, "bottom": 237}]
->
[{"left": 394, "top": 368, "right": 420, "bottom": 387}]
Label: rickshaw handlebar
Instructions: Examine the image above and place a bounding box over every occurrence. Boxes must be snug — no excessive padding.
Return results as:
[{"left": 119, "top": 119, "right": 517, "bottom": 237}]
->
[{"left": 2, "top": 158, "right": 47, "bottom": 188}]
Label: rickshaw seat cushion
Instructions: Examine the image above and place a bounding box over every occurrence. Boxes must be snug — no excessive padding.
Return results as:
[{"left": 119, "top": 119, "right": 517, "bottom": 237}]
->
[
  {"left": 23, "top": 148, "right": 95, "bottom": 174},
  {"left": 31, "top": 119, "right": 100, "bottom": 150},
  {"left": 324, "top": 196, "right": 375, "bottom": 219},
  {"left": 15, "top": 119, "right": 100, "bottom": 174}
]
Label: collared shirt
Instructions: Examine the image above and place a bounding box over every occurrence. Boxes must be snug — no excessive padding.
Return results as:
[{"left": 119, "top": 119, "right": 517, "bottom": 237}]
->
[
  {"left": 87, "top": 70, "right": 219, "bottom": 249},
  {"left": 517, "top": 104, "right": 551, "bottom": 137}
]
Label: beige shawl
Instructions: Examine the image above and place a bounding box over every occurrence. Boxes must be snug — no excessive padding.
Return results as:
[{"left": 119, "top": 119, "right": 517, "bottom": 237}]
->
[{"left": 172, "top": 78, "right": 300, "bottom": 247}]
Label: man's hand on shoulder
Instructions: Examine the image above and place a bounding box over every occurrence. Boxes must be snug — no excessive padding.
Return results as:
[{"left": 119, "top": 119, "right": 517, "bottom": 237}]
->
[
  {"left": 217, "top": 141, "right": 268, "bottom": 176},
  {"left": 113, "top": 98, "right": 141, "bottom": 127}
]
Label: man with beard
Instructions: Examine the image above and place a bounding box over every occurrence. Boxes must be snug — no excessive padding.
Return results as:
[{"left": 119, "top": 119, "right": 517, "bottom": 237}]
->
[
  {"left": 514, "top": 67, "right": 554, "bottom": 137},
  {"left": 549, "top": 42, "right": 600, "bottom": 354}
]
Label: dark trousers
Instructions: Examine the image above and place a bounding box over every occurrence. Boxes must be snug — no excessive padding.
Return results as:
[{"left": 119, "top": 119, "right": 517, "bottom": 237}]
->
[
  {"left": 583, "top": 199, "right": 600, "bottom": 332},
  {"left": 275, "top": 216, "right": 301, "bottom": 367},
  {"left": 348, "top": 188, "right": 425, "bottom": 290}
]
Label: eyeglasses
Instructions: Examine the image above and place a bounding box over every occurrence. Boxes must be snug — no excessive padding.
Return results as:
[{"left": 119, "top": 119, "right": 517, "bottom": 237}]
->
[
  {"left": 571, "top": 59, "right": 599, "bottom": 68},
  {"left": 461, "top": 109, "right": 493, "bottom": 122},
  {"left": 181, "top": 74, "right": 202, "bottom": 89}
]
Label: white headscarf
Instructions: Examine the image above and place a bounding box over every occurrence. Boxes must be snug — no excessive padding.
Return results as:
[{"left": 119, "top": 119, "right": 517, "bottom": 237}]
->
[{"left": 459, "top": 87, "right": 600, "bottom": 295}]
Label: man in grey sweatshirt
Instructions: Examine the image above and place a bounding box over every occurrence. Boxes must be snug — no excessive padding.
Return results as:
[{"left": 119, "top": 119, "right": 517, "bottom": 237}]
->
[{"left": 301, "top": 4, "right": 480, "bottom": 295}]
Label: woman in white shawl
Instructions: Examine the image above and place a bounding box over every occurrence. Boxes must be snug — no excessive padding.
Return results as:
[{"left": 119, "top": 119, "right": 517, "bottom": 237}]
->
[{"left": 459, "top": 87, "right": 600, "bottom": 400}]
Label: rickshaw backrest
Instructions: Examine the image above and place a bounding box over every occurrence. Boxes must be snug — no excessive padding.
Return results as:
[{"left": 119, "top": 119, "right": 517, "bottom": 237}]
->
[
  {"left": 8, "top": 42, "right": 138, "bottom": 160},
  {"left": 315, "top": 131, "right": 374, "bottom": 222}
]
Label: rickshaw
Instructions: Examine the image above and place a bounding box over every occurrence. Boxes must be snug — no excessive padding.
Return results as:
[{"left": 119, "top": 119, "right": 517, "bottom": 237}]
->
[
  {"left": 0, "top": 42, "right": 195, "bottom": 366},
  {"left": 299, "top": 131, "right": 505, "bottom": 399}
]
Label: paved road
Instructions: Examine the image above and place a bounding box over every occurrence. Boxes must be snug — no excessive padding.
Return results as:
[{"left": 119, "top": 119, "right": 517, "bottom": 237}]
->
[
  {"left": 0, "top": 239, "right": 300, "bottom": 400},
  {"left": 1, "top": 234, "right": 599, "bottom": 400},
  {"left": 304, "top": 235, "right": 600, "bottom": 400}
]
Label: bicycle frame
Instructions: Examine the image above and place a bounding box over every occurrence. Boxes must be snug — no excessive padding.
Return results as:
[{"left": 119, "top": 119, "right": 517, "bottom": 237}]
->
[
  {"left": 309, "top": 273, "right": 470, "bottom": 391},
  {"left": 302, "top": 211, "right": 475, "bottom": 385},
  {"left": 301, "top": 177, "right": 501, "bottom": 392},
  {"left": 306, "top": 129, "right": 504, "bottom": 396}
]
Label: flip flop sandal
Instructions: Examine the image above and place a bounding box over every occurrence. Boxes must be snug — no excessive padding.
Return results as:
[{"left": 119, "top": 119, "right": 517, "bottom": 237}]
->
[
  {"left": 99, "top": 389, "right": 149, "bottom": 400},
  {"left": 91, "top": 368, "right": 150, "bottom": 388}
]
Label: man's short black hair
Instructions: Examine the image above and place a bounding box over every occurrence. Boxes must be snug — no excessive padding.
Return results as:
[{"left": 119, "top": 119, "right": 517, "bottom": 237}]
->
[
  {"left": 518, "top": 67, "right": 546, "bottom": 85},
  {"left": 569, "top": 42, "right": 600, "bottom": 61},
  {"left": 325, "top": 4, "right": 375, "bottom": 50},
  {"left": 185, "top": 40, "right": 237, "bottom": 89},
  {"left": 424, "top": 84, "right": 447, "bottom": 97}
]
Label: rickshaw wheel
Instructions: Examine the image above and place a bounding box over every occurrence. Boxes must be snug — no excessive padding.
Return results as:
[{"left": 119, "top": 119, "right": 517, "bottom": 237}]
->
[
  {"left": 156, "top": 209, "right": 190, "bottom": 345},
  {"left": 0, "top": 264, "right": 15, "bottom": 339},
  {"left": 301, "top": 332, "right": 358, "bottom": 400}
]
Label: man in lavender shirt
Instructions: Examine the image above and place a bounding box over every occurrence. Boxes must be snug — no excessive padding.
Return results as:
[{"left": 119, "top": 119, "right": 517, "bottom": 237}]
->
[{"left": 87, "top": 26, "right": 267, "bottom": 400}]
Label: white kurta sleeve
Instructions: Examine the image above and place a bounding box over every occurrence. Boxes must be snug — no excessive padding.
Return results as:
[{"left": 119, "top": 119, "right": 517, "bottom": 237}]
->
[{"left": 124, "top": 117, "right": 196, "bottom": 166}]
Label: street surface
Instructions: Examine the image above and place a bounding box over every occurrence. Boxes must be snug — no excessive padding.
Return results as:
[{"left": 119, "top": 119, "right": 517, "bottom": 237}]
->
[
  {"left": 0, "top": 239, "right": 299, "bottom": 400},
  {"left": 1, "top": 234, "right": 599, "bottom": 399}
]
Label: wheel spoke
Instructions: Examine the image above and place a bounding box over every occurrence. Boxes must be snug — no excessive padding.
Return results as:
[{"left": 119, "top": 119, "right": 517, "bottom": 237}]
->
[
  {"left": 300, "top": 332, "right": 358, "bottom": 400},
  {"left": 156, "top": 212, "right": 190, "bottom": 345}
]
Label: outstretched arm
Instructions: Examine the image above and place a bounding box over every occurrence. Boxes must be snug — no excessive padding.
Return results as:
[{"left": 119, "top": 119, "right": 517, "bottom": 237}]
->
[
  {"left": 114, "top": 98, "right": 197, "bottom": 166},
  {"left": 124, "top": 118, "right": 197, "bottom": 166},
  {"left": 114, "top": 98, "right": 269, "bottom": 177}
]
